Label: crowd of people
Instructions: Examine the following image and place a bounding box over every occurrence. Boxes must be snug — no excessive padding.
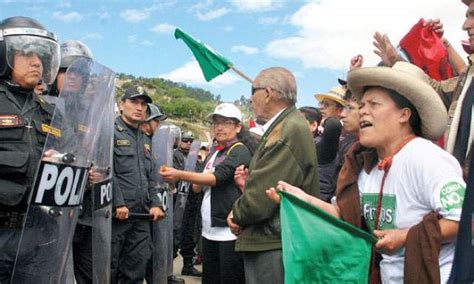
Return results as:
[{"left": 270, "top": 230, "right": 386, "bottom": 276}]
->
[{"left": 1, "top": 0, "right": 474, "bottom": 283}]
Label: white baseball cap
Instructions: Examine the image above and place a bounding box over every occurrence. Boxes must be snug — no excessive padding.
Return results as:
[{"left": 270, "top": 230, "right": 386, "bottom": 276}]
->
[{"left": 207, "top": 103, "right": 242, "bottom": 122}]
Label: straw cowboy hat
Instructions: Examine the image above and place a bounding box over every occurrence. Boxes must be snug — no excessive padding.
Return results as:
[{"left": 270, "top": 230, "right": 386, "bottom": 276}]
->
[
  {"left": 314, "top": 86, "right": 346, "bottom": 106},
  {"left": 347, "top": 61, "right": 447, "bottom": 141}
]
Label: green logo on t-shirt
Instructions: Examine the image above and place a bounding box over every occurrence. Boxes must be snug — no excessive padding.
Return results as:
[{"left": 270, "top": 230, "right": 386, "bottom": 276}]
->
[
  {"left": 362, "top": 193, "right": 396, "bottom": 231},
  {"left": 440, "top": 182, "right": 465, "bottom": 210}
]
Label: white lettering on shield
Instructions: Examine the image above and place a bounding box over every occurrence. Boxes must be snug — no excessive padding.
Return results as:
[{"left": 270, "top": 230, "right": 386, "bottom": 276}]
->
[
  {"left": 35, "top": 163, "right": 86, "bottom": 206},
  {"left": 100, "top": 182, "right": 112, "bottom": 205}
]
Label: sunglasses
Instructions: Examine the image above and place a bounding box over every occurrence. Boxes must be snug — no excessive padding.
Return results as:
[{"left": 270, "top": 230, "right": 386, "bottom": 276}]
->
[
  {"left": 251, "top": 86, "right": 266, "bottom": 96},
  {"left": 181, "top": 138, "right": 194, "bottom": 143}
]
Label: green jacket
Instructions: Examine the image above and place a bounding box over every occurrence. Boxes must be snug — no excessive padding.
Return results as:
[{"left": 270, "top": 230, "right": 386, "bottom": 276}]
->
[{"left": 232, "top": 106, "right": 320, "bottom": 252}]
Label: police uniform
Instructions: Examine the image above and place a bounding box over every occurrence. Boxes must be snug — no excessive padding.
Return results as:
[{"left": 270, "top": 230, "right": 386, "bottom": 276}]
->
[
  {"left": 110, "top": 116, "right": 160, "bottom": 283},
  {"left": 0, "top": 82, "right": 54, "bottom": 281},
  {"left": 173, "top": 147, "right": 201, "bottom": 273}
]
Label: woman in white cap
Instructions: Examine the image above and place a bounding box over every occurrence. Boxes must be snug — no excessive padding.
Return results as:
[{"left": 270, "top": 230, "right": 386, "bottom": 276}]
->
[
  {"left": 266, "top": 62, "right": 465, "bottom": 283},
  {"left": 160, "top": 102, "right": 252, "bottom": 284}
]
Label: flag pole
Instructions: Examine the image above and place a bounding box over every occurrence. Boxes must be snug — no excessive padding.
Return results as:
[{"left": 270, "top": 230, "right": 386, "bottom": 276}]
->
[{"left": 228, "top": 65, "right": 253, "bottom": 84}]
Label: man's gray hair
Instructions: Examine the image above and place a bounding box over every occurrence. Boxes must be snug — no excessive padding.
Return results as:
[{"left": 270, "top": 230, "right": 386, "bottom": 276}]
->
[{"left": 256, "top": 67, "right": 297, "bottom": 105}]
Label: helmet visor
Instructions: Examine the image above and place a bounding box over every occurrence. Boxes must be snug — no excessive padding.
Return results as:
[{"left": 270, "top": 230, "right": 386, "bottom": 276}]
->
[{"left": 6, "top": 35, "right": 60, "bottom": 84}]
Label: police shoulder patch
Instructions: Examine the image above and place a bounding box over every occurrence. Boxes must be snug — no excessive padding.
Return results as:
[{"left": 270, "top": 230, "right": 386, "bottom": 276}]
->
[
  {"left": 116, "top": 139, "right": 130, "bottom": 146},
  {"left": 0, "top": 115, "right": 21, "bottom": 127},
  {"left": 41, "top": 124, "right": 62, "bottom": 138}
]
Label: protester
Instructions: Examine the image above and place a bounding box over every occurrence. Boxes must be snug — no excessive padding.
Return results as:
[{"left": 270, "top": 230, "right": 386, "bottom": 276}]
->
[
  {"left": 111, "top": 86, "right": 164, "bottom": 283},
  {"left": 372, "top": 14, "right": 473, "bottom": 174},
  {"left": 336, "top": 55, "right": 364, "bottom": 171},
  {"left": 339, "top": 89, "right": 359, "bottom": 137},
  {"left": 228, "top": 67, "right": 320, "bottom": 284},
  {"left": 161, "top": 103, "right": 252, "bottom": 284},
  {"left": 449, "top": 2, "right": 474, "bottom": 281},
  {"left": 267, "top": 62, "right": 465, "bottom": 283},
  {"left": 0, "top": 16, "right": 60, "bottom": 282},
  {"left": 316, "top": 86, "right": 345, "bottom": 120},
  {"left": 314, "top": 87, "right": 344, "bottom": 201},
  {"left": 298, "top": 106, "right": 322, "bottom": 137},
  {"left": 299, "top": 105, "right": 337, "bottom": 201}
]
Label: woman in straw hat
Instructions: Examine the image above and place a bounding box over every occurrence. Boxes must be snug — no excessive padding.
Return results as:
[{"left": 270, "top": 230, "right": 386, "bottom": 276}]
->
[
  {"left": 160, "top": 103, "right": 254, "bottom": 284},
  {"left": 267, "top": 62, "right": 465, "bottom": 283}
]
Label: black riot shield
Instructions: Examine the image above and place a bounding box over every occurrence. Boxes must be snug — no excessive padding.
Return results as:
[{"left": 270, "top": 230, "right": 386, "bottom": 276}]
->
[
  {"left": 173, "top": 140, "right": 201, "bottom": 233},
  {"left": 151, "top": 125, "right": 174, "bottom": 284},
  {"left": 11, "top": 58, "right": 115, "bottom": 284}
]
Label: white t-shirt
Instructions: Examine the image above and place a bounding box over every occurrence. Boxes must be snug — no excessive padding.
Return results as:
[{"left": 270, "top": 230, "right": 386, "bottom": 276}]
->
[
  {"left": 358, "top": 138, "right": 465, "bottom": 284},
  {"left": 201, "top": 150, "right": 237, "bottom": 241}
]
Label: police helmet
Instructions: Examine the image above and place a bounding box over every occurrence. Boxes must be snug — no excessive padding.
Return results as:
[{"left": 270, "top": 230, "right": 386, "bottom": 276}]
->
[
  {"left": 48, "top": 40, "right": 92, "bottom": 96},
  {"left": 181, "top": 131, "right": 194, "bottom": 140},
  {"left": 146, "top": 103, "right": 167, "bottom": 122},
  {"left": 59, "top": 40, "right": 92, "bottom": 69},
  {"left": 0, "top": 16, "right": 60, "bottom": 84}
]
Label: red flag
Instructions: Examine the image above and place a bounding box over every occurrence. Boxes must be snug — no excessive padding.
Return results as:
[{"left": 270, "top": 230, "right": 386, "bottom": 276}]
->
[
  {"left": 248, "top": 119, "right": 256, "bottom": 128},
  {"left": 400, "top": 18, "right": 453, "bottom": 81}
]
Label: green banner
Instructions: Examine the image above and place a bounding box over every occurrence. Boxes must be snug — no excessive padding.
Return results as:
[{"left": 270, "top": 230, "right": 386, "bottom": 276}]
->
[
  {"left": 280, "top": 191, "right": 377, "bottom": 284},
  {"left": 174, "top": 28, "right": 233, "bottom": 82}
]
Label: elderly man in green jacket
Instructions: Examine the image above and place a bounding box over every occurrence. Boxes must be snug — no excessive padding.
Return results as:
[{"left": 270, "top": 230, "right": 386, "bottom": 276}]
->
[{"left": 227, "top": 67, "right": 320, "bottom": 284}]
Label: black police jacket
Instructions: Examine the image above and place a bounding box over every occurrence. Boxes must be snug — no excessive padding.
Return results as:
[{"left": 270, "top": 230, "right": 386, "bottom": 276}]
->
[
  {"left": 0, "top": 82, "right": 54, "bottom": 208},
  {"left": 173, "top": 147, "right": 187, "bottom": 170},
  {"left": 112, "top": 117, "right": 160, "bottom": 211}
]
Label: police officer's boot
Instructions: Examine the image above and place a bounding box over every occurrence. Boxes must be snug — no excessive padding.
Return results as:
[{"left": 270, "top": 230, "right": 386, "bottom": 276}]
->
[
  {"left": 168, "top": 275, "right": 185, "bottom": 284},
  {"left": 181, "top": 258, "right": 202, "bottom": 277}
]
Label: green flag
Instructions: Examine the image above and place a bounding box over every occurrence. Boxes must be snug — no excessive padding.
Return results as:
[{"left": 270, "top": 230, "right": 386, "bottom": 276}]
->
[
  {"left": 174, "top": 28, "right": 233, "bottom": 82},
  {"left": 280, "top": 191, "right": 377, "bottom": 284}
]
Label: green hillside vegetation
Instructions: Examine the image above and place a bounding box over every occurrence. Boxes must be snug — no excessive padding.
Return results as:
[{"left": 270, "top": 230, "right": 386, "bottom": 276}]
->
[{"left": 115, "top": 73, "right": 252, "bottom": 140}]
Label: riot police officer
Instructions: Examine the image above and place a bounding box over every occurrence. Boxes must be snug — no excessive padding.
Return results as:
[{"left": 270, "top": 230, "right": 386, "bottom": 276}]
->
[
  {"left": 0, "top": 16, "right": 60, "bottom": 281},
  {"left": 140, "top": 104, "right": 187, "bottom": 284},
  {"left": 173, "top": 131, "right": 202, "bottom": 277},
  {"left": 111, "top": 86, "right": 164, "bottom": 283},
  {"left": 48, "top": 40, "right": 92, "bottom": 98},
  {"left": 174, "top": 131, "right": 194, "bottom": 169},
  {"left": 52, "top": 40, "right": 96, "bottom": 284},
  {"left": 140, "top": 103, "right": 168, "bottom": 136}
]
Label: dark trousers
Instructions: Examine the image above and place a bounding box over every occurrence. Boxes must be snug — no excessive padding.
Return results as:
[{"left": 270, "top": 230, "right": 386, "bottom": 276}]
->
[
  {"left": 0, "top": 227, "right": 20, "bottom": 282},
  {"left": 111, "top": 219, "right": 152, "bottom": 284},
  {"left": 243, "top": 250, "right": 283, "bottom": 284},
  {"left": 202, "top": 237, "right": 244, "bottom": 284},
  {"left": 1, "top": 226, "right": 65, "bottom": 283},
  {"left": 174, "top": 192, "right": 199, "bottom": 262},
  {"left": 73, "top": 224, "right": 93, "bottom": 284}
]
